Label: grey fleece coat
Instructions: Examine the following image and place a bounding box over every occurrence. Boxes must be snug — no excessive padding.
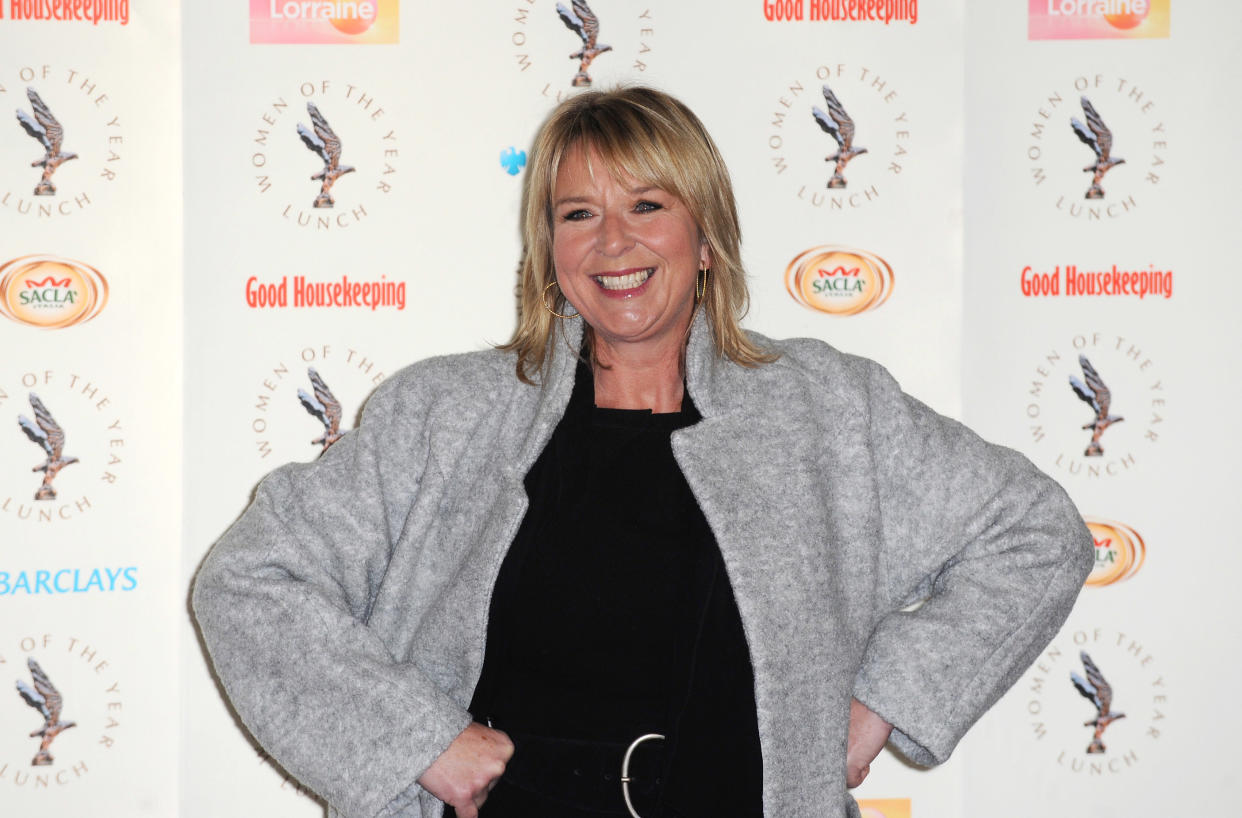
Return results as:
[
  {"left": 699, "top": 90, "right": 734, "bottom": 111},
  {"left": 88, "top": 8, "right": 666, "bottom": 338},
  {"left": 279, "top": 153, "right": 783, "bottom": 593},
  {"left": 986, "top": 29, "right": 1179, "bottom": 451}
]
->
[{"left": 193, "top": 314, "right": 1093, "bottom": 818}]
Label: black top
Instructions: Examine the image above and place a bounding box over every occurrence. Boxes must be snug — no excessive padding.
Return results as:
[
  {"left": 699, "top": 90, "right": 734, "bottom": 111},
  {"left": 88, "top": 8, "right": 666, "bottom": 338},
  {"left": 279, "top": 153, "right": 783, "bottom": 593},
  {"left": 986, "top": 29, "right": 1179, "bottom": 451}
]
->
[{"left": 467, "top": 362, "right": 763, "bottom": 817}]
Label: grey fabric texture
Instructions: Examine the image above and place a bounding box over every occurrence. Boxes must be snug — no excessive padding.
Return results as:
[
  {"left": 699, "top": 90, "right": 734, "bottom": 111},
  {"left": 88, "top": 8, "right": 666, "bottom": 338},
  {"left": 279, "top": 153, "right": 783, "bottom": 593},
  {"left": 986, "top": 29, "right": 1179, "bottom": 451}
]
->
[{"left": 192, "top": 312, "right": 1093, "bottom": 818}]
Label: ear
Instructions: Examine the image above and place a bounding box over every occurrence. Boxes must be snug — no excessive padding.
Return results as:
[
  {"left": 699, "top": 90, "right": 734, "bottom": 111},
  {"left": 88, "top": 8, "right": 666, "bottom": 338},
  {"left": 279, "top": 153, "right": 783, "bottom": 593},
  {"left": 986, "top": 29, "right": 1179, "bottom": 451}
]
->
[{"left": 698, "top": 236, "right": 712, "bottom": 271}]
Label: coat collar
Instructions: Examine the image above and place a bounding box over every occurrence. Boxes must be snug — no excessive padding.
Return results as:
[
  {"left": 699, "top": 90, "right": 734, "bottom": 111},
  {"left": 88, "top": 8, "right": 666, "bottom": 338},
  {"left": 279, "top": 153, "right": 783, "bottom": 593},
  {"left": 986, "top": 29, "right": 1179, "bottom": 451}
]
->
[{"left": 513, "top": 309, "right": 745, "bottom": 471}]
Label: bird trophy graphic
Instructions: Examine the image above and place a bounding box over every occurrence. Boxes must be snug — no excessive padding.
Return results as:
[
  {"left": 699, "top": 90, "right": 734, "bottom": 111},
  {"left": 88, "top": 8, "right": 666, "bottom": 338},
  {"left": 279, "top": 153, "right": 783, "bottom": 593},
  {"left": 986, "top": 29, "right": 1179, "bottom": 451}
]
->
[
  {"left": 556, "top": 0, "right": 612, "bottom": 88},
  {"left": 297, "top": 102, "right": 355, "bottom": 209},
  {"left": 1070, "top": 96, "right": 1124, "bottom": 200},
  {"left": 811, "top": 84, "right": 868, "bottom": 189},
  {"left": 15, "top": 87, "right": 78, "bottom": 196},
  {"left": 1070, "top": 651, "right": 1125, "bottom": 755},
  {"left": 16, "top": 658, "right": 76, "bottom": 766},
  {"left": 297, "top": 367, "right": 344, "bottom": 453},
  {"left": 18, "top": 393, "right": 79, "bottom": 501},
  {"left": 1068, "top": 354, "right": 1123, "bottom": 457}
]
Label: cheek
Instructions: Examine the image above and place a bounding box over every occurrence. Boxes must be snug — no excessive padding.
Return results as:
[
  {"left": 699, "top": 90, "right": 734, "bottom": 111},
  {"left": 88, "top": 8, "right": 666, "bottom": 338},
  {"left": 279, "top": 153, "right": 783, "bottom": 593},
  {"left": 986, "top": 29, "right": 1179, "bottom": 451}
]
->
[{"left": 551, "top": 230, "right": 585, "bottom": 272}]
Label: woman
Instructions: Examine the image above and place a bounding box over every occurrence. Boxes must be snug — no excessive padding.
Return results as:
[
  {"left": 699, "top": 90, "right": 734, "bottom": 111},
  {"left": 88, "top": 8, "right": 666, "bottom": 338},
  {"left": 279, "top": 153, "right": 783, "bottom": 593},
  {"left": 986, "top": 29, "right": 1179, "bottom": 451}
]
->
[{"left": 193, "top": 87, "right": 1093, "bottom": 818}]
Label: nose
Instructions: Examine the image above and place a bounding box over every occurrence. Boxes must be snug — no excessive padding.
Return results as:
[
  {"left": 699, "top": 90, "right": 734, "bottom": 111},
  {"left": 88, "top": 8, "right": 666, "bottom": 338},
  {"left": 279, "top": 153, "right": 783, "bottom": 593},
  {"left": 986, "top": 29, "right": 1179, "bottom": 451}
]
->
[{"left": 596, "top": 213, "right": 633, "bottom": 257}]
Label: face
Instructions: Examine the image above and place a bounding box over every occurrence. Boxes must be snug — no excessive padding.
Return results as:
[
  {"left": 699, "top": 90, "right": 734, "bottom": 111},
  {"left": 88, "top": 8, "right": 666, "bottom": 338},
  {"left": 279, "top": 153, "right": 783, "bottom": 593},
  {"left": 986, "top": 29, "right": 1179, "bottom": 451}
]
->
[{"left": 551, "top": 145, "right": 709, "bottom": 361}]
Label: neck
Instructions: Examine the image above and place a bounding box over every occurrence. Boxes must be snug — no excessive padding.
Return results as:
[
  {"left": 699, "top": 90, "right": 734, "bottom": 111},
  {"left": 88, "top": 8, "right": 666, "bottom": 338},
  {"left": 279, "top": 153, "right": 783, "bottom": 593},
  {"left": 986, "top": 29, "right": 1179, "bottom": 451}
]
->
[{"left": 591, "top": 336, "right": 685, "bottom": 412}]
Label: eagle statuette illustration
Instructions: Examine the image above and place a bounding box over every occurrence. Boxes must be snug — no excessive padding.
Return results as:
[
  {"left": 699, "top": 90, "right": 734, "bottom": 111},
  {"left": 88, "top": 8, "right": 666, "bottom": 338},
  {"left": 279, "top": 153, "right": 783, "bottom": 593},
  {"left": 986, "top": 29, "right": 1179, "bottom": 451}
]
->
[
  {"left": 811, "top": 84, "right": 867, "bottom": 189},
  {"left": 1070, "top": 651, "right": 1125, "bottom": 755},
  {"left": 1068, "top": 354, "right": 1123, "bottom": 457},
  {"left": 18, "top": 393, "right": 79, "bottom": 501},
  {"left": 16, "top": 87, "right": 78, "bottom": 196},
  {"left": 297, "top": 367, "right": 344, "bottom": 452},
  {"left": 297, "top": 102, "right": 355, "bottom": 209},
  {"left": 556, "top": 0, "right": 612, "bottom": 88},
  {"left": 16, "top": 657, "right": 76, "bottom": 766},
  {"left": 1070, "top": 96, "right": 1124, "bottom": 200}
]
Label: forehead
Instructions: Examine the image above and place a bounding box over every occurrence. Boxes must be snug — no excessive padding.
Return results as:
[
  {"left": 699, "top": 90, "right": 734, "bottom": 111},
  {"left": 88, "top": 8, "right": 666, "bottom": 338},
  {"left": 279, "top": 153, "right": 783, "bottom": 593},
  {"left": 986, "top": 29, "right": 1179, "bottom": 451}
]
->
[{"left": 555, "top": 145, "right": 634, "bottom": 190}]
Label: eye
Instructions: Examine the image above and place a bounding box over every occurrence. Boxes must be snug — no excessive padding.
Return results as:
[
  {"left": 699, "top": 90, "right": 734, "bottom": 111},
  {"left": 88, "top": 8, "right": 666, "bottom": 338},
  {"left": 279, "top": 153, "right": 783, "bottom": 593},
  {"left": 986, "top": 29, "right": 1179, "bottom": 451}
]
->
[
  {"left": 634, "top": 200, "right": 663, "bottom": 213},
  {"left": 560, "top": 208, "right": 593, "bottom": 222}
]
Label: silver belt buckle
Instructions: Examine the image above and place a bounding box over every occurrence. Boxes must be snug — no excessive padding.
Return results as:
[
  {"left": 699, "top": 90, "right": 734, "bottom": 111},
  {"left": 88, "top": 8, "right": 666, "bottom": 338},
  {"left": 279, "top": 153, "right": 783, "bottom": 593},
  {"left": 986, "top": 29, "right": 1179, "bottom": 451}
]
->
[{"left": 620, "top": 733, "right": 665, "bottom": 818}]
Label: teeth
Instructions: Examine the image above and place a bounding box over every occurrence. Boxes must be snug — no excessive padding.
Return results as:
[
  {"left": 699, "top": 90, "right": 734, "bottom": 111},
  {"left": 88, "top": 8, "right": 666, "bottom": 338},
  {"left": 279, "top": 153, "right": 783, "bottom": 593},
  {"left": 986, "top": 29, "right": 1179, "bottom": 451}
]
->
[{"left": 596, "top": 268, "right": 653, "bottom": 290}]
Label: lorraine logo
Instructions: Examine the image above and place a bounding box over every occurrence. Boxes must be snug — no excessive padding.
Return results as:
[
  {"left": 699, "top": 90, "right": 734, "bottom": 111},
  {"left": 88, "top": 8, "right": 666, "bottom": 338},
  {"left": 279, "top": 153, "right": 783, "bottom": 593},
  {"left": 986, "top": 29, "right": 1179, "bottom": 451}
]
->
[
  {"left": 0, "top": 67, "right": 124, "bottom": 220},
  {"left": 0, "top": 255, "right": 108, "bottom": 329},
  {"left": 509, "top": 1, "right": 659, "bottom": 104},
  {"left": 767, "top": 62, "right": 911, "bottom": 212},
  {"left": 1026, "top": 73, "right": 1166, "bottom": 221},
  {"left": 1083, "top": 517, "right": 1145, "bottom": 587},
  {"left": 248, "top": 344, "right": 387, "bottom": 463},
  {"left": 857, "top": 799, "right": 911, "bottom": 818},
  {"left": 1023, "top": 332, "right": 1165, "bottom": 480},
  {"left": 784, "top": 246, "right": 893, "bottom": 316},
  {"left": 1022, "top": 626, "right": 1168, "bottom": 775},
  {"left": 0, "top": 370, "right": 125, "bottom": 525},
  {"left": 250, "top": 0, "right": 398, "bottom": 44},
  {"left": 0, "top": 634, "right": 123, "bottom": 793},
  {"left": 250, "top": 80, "right": 398, "bottom": 231},
  {"left": 1030, "top": 0, "right": 1170, "bottom": 40}
]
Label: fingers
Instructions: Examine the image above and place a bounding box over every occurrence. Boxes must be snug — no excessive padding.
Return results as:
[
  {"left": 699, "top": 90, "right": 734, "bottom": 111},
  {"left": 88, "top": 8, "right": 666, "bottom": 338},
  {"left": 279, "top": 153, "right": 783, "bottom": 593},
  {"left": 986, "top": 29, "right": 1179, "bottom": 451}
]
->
[{"left": 418, "top": 722, "right": 514, "bottom": 816}]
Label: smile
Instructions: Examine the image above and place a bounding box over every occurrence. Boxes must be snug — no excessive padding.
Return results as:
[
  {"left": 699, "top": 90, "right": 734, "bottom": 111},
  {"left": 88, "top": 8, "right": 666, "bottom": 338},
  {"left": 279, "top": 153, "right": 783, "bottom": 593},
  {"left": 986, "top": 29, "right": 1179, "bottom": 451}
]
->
[{"left": 594, "top": 268, "right": 654, "bottom": 291}]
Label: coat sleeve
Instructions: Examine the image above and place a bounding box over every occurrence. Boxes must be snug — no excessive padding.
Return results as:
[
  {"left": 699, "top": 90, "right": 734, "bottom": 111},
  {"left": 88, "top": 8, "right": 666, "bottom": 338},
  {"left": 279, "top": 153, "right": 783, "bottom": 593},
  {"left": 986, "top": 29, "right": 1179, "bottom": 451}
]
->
[
  {"left": 850, "top": 360, "right": 1093, "bottom": 767},
  {"left": 191, "top": 372, "right": 473, "bottom": 818}
]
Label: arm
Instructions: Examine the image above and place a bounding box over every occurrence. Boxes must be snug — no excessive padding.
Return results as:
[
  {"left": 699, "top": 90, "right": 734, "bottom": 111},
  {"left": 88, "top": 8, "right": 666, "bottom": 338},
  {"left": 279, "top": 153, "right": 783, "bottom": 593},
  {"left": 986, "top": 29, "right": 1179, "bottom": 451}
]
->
[
  {"left": 850, "top": 361, "right": 1093, "bottom": 767},
  {"left": 192, "top": 373, "right": 474, "bottom": 818}
]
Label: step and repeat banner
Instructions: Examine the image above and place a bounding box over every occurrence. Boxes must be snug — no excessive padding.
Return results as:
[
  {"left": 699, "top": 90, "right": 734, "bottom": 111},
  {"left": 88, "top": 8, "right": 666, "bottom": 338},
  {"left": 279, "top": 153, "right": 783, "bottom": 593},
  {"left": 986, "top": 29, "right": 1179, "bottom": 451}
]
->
[{"left": 0, "top": 2, "right": 1236, "bottom": 817}]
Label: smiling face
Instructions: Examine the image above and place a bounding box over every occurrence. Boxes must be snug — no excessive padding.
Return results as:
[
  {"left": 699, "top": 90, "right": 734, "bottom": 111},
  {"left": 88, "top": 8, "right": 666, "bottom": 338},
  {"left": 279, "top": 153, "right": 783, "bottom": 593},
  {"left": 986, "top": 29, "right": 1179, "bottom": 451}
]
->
[{"left": 552, "top": 145, "right": 710, "bottom": 363}]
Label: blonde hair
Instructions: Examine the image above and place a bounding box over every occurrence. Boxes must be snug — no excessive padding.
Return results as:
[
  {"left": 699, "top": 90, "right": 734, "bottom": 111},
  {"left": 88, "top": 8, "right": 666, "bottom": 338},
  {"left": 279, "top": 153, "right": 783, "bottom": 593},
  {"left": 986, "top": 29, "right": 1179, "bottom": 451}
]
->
[{"left": 500, "top": 86, "right": 775, "bottom": 384}]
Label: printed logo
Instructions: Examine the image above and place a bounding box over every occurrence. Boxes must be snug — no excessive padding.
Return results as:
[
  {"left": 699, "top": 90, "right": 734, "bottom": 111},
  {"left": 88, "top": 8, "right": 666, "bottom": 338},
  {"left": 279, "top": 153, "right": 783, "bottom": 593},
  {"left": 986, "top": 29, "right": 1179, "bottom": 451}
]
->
[
  {"left": 1023, "top": 332, "right": 1165, "bottom": 479},
  {"left": 784, "top": 246, "right": 893, "bottom": 316},
  {"left": 556, "top": 1, "right": 612, "bottom": 87},
  {"left": 762, "top": 0, "right": 918, "bottom": 24},
  {"left": 17, "top": 394, "right": 78, "bottom": 501},
  {"left": 768, "top": 63, "right": 911, "bottom": 211},
  {"left": 501, "top": 146, "right": 527, "bottom": 176},
  {"left": 857, "top": 799, "right": 912, "bottom": 818},
  {"left": 1083, "top": 517, "right": 1145, "bottom": 587},
  {"left": 1023, "top": 626, "right": 1167, "bottom": 774},
  {"left": 0, "top": 0, "right": 129, "bottom": 25},
  {"left": 250, "top": 81, "right": 397, "bottom": 231},
  {"left": 248, "top": 344, "right": 387, "bottom": 462},
  {"left": 509, "top": 1, "right": 658, "bottom": 103},
  {"left": 15, "top": 658, "right": 73, "bottom": 766},
  {"left": 0, "top": 566, "right": 138, "bottom": 597},
  {"left": 1019, "top": 263, "right": 1172, "bottom": 299},
  {"left": 1030, "top": 0, "right": 1169, "bottom": 40},
  {"left": 244, "top": 274, "right": 406, "bottom": 311},
  {"left": 297, "top": 368, "right": 344, "bottom": 452},
  {"left": 0, "top": 633, "right": 123, "bottom": 790},
  {"left": 1027, "top": 74, "right": 1166, "bottom": 220},
  {"left": 250, "top": 0, "right": 398, "bottom": 44},
  {"left": 0, "top": 371, "right": 125, "bottom": 524},
  {"left": 0, "top": 255, "right": 108, "bottom": 328},
  {"left": 0, "top": 66, "right": 123, "bottom": 219}
]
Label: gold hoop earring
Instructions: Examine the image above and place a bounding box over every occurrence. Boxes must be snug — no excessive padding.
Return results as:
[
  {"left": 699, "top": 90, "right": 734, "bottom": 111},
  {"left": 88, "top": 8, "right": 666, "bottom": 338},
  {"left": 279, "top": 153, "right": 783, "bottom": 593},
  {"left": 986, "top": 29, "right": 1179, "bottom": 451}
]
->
[
  {"left": 542, "top": 280, "right": 580, "bottom": 319},
  {"left": 696, "top": 268, "right": 710, "bottom": 304}
]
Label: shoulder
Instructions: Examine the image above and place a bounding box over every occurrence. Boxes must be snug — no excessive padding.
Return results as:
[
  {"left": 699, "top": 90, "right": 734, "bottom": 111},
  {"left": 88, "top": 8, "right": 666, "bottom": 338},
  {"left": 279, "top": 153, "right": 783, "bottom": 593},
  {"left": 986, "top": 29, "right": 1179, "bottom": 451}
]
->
[
  {"left": 733, "top": 330, "right": 892, "bottom": 408},
  {"left": 362, "top": 347, "right": 529, "bottom": 425}
]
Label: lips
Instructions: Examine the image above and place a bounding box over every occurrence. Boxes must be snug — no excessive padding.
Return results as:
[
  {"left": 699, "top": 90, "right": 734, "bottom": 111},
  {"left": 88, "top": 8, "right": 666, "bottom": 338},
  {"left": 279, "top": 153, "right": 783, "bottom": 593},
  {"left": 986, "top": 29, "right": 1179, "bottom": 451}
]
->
[{"left": 593, "top": 267, "right": 654, "bottom": 291}]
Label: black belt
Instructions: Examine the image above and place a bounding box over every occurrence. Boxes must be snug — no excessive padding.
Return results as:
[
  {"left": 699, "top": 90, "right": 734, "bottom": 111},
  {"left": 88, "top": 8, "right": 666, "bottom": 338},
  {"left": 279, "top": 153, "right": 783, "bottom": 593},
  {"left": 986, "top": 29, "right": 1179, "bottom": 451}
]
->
[{"left": 489, "top": 721, "right": 666, "bottom": 816}]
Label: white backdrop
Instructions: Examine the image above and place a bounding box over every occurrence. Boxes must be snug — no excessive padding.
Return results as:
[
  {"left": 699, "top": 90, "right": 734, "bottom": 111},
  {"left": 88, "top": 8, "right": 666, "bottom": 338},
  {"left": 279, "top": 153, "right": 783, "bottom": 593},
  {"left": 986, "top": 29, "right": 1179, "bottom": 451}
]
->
[{"left": 0, "top": 2, "right": 1235, "bottom": 817}]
